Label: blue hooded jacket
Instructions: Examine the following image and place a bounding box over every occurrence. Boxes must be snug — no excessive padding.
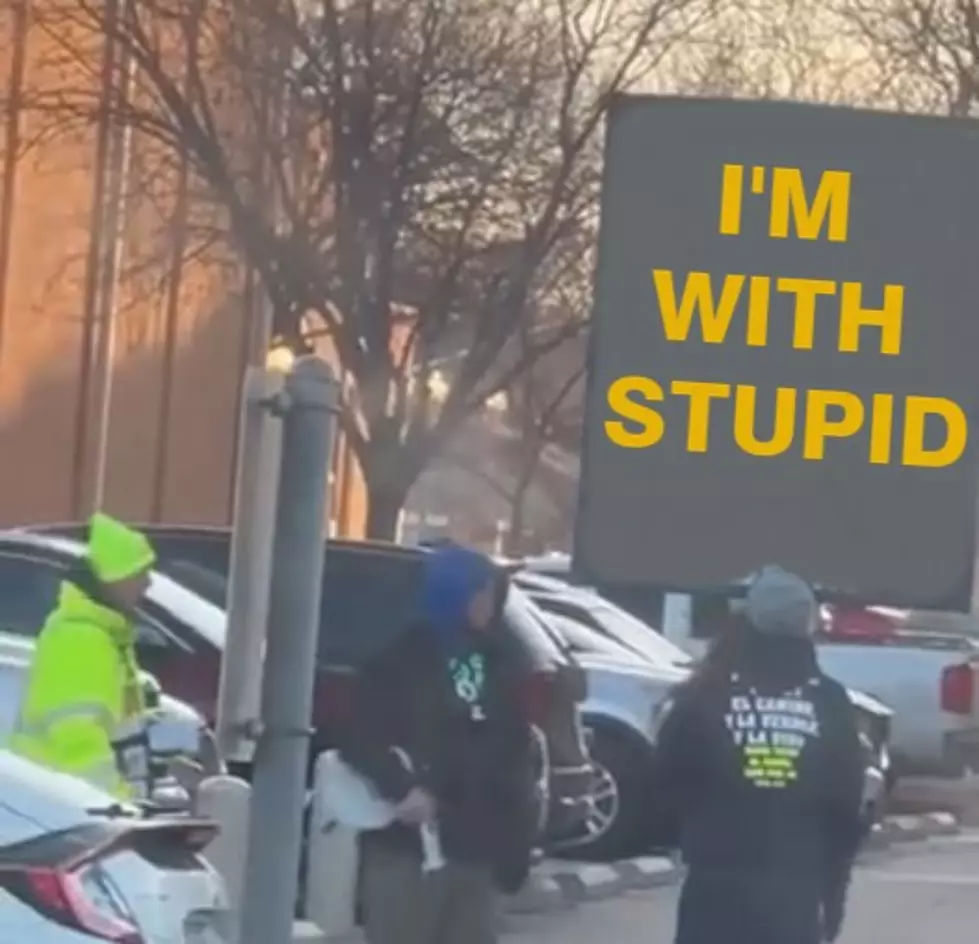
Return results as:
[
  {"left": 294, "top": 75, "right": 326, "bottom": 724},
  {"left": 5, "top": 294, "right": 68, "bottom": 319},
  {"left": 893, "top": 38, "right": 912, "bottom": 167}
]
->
[{"left": 420, "top": 544, "right": 497, "bottom": 648}]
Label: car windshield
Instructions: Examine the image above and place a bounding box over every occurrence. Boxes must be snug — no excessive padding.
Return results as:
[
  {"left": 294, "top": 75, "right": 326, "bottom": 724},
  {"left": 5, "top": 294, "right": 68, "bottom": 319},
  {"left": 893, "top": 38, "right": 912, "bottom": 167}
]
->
[
  {"left": 533, "top": 592, "right": 690, "bottom": 667},
  {"left": 502, "top": 587, "right": 570, "bottom": 669},
  {"left": 164, "top": 559, "right": 228, "bottom": 608},
  {"left": 544, "top": 611, "right": 637, "bottom": 660},
  {"left": 586, "top": 599, "right": 691, "bottom": 666},
  {"left": 155, "top": 554, "right": 568, "bottom": 670}
]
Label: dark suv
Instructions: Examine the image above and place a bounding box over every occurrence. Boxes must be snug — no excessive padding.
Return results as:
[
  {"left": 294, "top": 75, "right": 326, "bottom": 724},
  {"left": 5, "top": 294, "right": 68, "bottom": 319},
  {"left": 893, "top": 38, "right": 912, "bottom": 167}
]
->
[{"left": 20, "top": 525, "right": 594, "bottom": 839}]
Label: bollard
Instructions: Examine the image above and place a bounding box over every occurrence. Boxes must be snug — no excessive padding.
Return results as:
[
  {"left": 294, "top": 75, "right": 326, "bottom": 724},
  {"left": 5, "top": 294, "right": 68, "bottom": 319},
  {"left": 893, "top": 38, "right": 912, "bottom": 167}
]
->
[
  {"left": 305, "top": 752, "right": 361, "bottom": 939},
  {"left": 217, "top": 366, "right": 285, "bottom": 763},
  {"left": 197, "top": 775, "right": 252, "bottom": 940}
]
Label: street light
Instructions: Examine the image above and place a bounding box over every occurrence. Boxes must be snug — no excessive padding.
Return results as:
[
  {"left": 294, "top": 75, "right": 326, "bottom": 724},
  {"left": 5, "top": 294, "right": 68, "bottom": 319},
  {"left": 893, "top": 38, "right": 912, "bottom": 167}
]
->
[{"left": 266, "top": 344, "right": 296, "bottom": 373}]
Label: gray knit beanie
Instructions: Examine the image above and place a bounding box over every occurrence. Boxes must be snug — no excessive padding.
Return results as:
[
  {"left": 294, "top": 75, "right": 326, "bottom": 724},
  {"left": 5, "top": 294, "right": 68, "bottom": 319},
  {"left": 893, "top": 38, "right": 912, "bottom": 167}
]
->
[{"left": 744, "top": 565, "right": 817, "bottom": 639}]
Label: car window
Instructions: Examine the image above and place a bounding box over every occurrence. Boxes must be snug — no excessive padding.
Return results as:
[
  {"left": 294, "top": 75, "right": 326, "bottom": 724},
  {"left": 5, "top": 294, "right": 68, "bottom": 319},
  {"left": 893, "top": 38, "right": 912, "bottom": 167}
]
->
[
  {"left": 0, "top": 553, "right": 62, "bottom": 638},
  {"left": 533, "top": 593, "right": 689, "bottom": 667},
  {"left": 162, "top": 559, "right": 228, "bottom": 608},
  {"left": 503, "top": 589, "right": 570, "bottom": 670},
  {"left": 542, "top": 611, "right": 636, "bottom": 659},
  {"left": 319, "top": 551, "right": 423, "bottom": 665},
  {"left": 133, "top": 614, "right": 177, "bottom": 650},
  {"left": 587, "top": 600, "right": 690, "bottom": 665},
  {"left": 150, "top": 533, "right": 231, "bottom": 578},
  {"left": 317, "top": 551, "right": 570, "bottom": 670}
]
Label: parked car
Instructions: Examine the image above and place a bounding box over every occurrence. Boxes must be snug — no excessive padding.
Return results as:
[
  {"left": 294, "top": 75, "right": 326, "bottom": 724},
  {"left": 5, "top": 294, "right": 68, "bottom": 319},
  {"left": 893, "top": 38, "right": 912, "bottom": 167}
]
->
[
  {"left": 516, "top": 552, "right": 669, "bottom": 629},
  {"left": 14, "top": 527, "right": 594, "bottom": 841},
  {"left": 514, "top": 573, "right": 893, "bottom": 856},
  {"left": 537, "top": 610, "right": 687, "bottom": 859},
  {"left": 816, "top": 630, "right": 979, "bottom": 779},
  {"left": 0, "top": 747, "right": 229, "bottom": 942}
]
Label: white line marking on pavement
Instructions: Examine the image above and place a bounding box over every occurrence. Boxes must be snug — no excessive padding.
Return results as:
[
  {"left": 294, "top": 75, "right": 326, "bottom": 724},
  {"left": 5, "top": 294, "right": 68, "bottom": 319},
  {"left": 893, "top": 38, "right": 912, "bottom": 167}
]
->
[{"left": 859, "top": 871, "right": 979, "bottom": 885}]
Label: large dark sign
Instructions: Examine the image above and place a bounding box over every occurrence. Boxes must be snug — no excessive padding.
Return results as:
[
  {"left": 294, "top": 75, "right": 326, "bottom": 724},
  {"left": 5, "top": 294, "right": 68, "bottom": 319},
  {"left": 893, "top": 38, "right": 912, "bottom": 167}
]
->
[{"left": 574, "top": 95, "right": 979, "bottom": 610}]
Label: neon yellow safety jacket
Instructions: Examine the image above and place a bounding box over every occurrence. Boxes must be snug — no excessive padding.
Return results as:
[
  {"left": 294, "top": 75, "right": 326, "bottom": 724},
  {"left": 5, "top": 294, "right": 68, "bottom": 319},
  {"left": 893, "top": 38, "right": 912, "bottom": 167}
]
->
[{"left": 10, "top": 514, "right": 155, "bottom": 798}]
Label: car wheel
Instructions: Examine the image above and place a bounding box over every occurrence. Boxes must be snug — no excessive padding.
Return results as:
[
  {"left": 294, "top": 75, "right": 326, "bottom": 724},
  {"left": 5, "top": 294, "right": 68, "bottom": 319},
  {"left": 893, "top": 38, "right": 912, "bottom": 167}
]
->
[{"left": 549, "top": 725, "right": 646, "bottom": 861}]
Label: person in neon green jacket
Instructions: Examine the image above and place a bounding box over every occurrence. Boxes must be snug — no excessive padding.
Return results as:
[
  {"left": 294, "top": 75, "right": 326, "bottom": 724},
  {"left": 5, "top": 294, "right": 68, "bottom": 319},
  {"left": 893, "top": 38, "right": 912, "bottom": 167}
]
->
[{"left": 10, "top": 513, "right": 157, "bottom": 799}]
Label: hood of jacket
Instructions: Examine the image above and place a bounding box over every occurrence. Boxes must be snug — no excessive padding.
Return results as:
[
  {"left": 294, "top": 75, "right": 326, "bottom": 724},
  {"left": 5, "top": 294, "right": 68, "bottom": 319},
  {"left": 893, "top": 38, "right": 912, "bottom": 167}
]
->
[{"left": 420, "top": 544, "right": 499, "bottom": 647}]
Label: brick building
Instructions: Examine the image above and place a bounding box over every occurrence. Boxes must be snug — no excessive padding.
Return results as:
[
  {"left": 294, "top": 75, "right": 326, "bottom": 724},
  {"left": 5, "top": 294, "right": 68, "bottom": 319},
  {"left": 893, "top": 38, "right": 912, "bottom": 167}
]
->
[{"left": 0, "top": 6, "right": 370, "bottom": 533}]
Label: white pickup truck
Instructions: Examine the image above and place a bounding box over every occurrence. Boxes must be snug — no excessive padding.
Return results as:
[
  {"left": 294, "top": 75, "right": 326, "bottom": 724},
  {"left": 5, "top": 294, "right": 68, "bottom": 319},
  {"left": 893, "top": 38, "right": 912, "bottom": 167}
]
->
[{"left": 815, "top": 631, "right": 979, "bottom": 779}]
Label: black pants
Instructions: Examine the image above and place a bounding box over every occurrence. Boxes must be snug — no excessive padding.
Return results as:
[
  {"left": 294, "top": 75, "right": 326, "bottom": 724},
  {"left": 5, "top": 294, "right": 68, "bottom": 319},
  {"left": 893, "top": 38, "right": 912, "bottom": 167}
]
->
[
  {"left": 676, "top": 867, "right": 824, "bottom": 944},
  {"left": 360, "top": 842, "right": 497, "bottom": 944}
]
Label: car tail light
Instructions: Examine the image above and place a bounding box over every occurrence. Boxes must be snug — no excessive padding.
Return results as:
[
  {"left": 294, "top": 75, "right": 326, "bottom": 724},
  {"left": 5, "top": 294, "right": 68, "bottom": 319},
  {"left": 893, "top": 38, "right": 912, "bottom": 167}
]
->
[
  {"left": 828, "top": 607, "right": 896, "bottom": 639},
  {"left": 2, "top": 863, "right": 143, "bottom": 941},
  {"left": 941, "top": 663, "right": 975, "bottom": 715},
  {"left": 0, "top": 818, "right": 218, "bottom": 942}
]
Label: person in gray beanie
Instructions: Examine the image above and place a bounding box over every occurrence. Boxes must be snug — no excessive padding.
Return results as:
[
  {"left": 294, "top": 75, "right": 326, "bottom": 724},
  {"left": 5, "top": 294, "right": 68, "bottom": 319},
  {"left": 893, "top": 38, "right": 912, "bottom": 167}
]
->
[
  {"left": 744, "top": 565, "right": 819, "bottom": 637},
  {"left": 647, "top": 566, "right": 866, "bottom": 944}
]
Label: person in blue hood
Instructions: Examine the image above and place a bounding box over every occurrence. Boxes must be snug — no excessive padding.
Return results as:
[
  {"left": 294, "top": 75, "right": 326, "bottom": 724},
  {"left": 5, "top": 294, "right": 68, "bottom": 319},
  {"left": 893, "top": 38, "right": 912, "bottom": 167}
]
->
[{"left": 336, "top": 542, "right": 536, "bottom": 944}]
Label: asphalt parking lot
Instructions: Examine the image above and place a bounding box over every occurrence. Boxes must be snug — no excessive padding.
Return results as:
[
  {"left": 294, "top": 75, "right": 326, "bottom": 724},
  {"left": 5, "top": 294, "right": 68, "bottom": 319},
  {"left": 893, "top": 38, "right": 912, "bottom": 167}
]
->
[{"left": 505, "top": 830, "right": 979, "bottom": 943}]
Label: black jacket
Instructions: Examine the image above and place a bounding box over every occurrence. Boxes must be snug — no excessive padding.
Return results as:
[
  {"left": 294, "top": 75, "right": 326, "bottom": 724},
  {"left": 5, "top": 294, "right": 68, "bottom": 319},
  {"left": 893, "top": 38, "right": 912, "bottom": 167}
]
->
[
  {"left": 649, "top": 634, "right": 866, "bottom": 944},
  {"left": 335, "top": 623, "right": 537, "bottom": 889}
]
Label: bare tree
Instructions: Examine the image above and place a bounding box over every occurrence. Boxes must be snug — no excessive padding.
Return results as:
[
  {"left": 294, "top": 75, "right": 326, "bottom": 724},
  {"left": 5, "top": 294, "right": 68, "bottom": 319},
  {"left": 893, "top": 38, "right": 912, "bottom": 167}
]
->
[
  {"left": 501, "top": 354, "right": 584, "bottom": 555},
  {"left": 835, "top": 0, "right": 979, "bottom": 115},
  {"left": 666, "top": 0, "right": 887, "bottom": 106},
  {"left": 19, "top": 0, "right": 719, "bottom": 536}
]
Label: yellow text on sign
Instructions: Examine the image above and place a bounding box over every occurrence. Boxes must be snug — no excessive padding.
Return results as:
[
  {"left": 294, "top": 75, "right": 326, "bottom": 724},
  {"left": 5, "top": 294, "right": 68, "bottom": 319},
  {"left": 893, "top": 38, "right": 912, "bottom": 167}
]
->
[
  {"left": 718, "top": 164, "right": 851, "bottom": 242},
  {"left": 604, "top": 376, "right": 967, "bottom": 469},
  {"left": 652, "top": 269, "right": 904, "bottom": 356}
]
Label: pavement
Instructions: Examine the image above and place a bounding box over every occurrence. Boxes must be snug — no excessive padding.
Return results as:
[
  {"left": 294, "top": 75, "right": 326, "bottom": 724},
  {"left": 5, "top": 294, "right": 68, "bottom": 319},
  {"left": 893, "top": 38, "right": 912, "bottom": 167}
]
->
[
  {"left": 504, "top": 828, "right": 979, "bottom": 943},
  {"left": 293, "top": 810, "right": 964, "bottom": 941},
  {"left": 501, "top": 810, "right": 958, "bottom": 918}
]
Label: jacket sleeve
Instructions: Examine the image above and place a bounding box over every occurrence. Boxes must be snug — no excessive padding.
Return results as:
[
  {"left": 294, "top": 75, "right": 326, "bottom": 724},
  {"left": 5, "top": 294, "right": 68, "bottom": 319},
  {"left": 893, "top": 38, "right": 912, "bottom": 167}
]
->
[
  {"left": 646, "top": 687, "right": 703, "bottom": 847},
  {"left": 45, "top": 628, "right": 127, "bottom": 796},
  {"left": 334, "top": 649, "right": 419, "bottom": 804},
  {"left": 820, "top": 682, "right": 867, "bottom": 896}
]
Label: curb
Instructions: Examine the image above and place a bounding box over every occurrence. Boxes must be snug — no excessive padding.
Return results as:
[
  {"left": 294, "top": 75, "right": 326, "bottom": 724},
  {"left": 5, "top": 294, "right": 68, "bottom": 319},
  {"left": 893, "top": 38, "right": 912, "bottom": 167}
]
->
[
  {"left": 508, "top": 812, "right": 961, "bottom": 917},
  {"left": 503, "top": 872, "right": 569, "bottom": 915},
  {"left": 505, "top": 854, "right": 681, "bottom": 916},
  {"left": 864, "top": 811, "right": 960, "bottom": 851}
]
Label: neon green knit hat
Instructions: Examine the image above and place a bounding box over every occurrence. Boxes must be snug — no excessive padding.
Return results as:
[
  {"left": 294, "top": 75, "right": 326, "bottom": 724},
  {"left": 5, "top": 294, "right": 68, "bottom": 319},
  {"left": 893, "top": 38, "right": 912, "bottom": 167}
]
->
[{"left": 87, "top": 513, "right": 156, "bottom": 583}]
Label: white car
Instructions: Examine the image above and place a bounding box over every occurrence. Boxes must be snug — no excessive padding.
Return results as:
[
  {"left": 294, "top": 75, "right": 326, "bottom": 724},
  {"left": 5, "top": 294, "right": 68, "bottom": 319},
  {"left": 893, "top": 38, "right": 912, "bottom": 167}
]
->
[{"left": 0, "top": 748, "right": 229, "bottom": 942}]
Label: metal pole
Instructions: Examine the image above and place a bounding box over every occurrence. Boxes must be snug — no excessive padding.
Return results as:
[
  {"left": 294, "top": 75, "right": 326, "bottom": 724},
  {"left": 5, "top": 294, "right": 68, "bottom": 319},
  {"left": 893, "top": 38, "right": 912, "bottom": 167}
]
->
[
  {"left": 90, "top": 2, "right": 136, "bottom": 511},
  {"left": 238, "top": 356, "right": 337, "bottom": 944},
  {"left": 70, "top": 0, "right": 121, "bottom": 517},
  {"left": 215, "top": 366, "right": 284, "bottom": 764},
  {"left": 150, "top": 138, "right": 191, "bottom": 521},
  {"left": 224, "top": 6, "right": 289, "bottom": 521}
]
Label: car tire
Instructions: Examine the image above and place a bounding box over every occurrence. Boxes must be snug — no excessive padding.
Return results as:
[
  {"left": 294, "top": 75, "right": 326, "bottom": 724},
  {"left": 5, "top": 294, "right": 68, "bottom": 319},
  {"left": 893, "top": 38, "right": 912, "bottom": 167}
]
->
[{"left": 552, "top": 723, "right": 648, "bottom": 862}]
